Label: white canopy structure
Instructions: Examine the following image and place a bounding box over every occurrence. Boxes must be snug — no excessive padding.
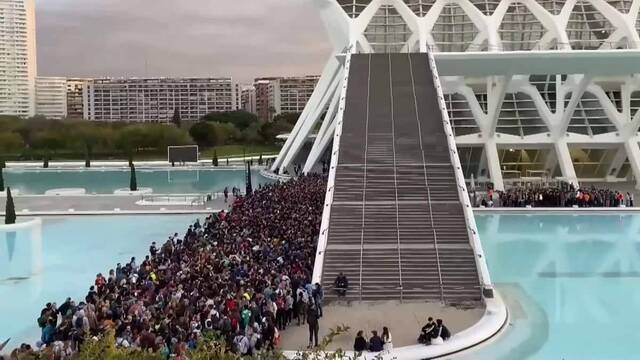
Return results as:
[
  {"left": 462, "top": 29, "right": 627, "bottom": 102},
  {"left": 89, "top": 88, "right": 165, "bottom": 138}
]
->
[{"left": 272, "top": 0, "right": 640, "bottom": 190}]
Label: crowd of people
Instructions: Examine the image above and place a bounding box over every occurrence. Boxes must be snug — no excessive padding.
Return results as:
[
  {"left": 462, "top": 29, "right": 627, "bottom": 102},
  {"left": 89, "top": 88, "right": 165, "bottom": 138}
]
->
[
  {"left": 475, "top": 184, "right": 635, "bottom": 208},
  {"left": 11, "top": 174, "right": 327, "bottom": 359}
]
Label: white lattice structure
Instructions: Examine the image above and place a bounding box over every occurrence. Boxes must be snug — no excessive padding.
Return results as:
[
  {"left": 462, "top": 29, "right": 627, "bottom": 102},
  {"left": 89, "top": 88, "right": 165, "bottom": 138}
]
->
[{"left": 272, "top": 0, "right": 640, "bottom": 190}]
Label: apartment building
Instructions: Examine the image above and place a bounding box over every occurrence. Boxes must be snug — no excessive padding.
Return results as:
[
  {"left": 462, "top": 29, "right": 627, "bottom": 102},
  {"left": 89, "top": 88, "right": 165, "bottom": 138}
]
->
[
  {"left": 253, "top": 76, "right": 319, "bottom": 122},
  {"left": 84, "top": 77, "right": 238, "bottom": 123},
  {"left": 0, "top": 0, "right": 37, "bottom": 117},
  {"left": 34, "top": 76, "right": 66, "bottom": 119}
]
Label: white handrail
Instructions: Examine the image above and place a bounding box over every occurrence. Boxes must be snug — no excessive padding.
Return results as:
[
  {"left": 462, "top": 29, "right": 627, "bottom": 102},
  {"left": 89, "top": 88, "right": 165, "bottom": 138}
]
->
[
  {"left": 311, "top": 52, "right": 353, "bottom": 285},
  {"left": 425, "top": 50, "right": 494, "bottom": 296}
]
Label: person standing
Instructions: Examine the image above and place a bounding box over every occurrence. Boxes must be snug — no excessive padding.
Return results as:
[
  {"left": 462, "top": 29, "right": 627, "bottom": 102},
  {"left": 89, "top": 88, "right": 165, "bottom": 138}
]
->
[
  {"left": 382, "top": 326, "right": 393, "bottom": 352},
  {"left": 224, "top": 187, "right": 229, "bottom": 203},
  {"left": 307, "top": 304, "right": 319, "bottom": 348},
  {"left": 313, "top": 283, "right": 324, "bottom": 318}
]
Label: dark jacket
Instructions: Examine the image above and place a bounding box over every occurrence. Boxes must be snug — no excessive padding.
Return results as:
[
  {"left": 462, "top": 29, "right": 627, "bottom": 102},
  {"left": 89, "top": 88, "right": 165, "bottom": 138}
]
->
[
  {"left": 369, "top": 335, "right": 384, "bottom": 352},
  {"left": 354, "top": 336, "right": 367, "bottom": 352}
]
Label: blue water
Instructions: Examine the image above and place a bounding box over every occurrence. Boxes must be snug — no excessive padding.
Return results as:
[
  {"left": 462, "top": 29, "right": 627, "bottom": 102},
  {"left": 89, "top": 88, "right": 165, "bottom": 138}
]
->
[
  {"left": 2, "top": 168, "right": 269, "bottom": 195},
  {"left": 3, "top": 213, "right": 639, "bottom": 358},
  {"left": 467, "top": 214, "right": 640, "bottom": 360},
  {"left": 0, "top": 215, "right": 199, "bottom": 348}
]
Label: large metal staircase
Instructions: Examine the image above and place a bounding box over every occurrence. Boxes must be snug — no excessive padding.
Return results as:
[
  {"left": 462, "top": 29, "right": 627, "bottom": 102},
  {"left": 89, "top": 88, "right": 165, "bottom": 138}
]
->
[{"left": 321, "top": 53, "right": 482, "bottom": 304}]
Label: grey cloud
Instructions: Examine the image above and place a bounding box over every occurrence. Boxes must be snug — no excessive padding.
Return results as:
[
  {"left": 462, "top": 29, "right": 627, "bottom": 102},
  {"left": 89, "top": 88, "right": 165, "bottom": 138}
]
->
[{"left": 36, "top": 0, "right": 331, "bottom": 83}]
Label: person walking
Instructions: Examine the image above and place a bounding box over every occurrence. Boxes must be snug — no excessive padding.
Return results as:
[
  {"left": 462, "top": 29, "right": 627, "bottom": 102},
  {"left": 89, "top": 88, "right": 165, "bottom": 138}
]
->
[{"left": 307, "top": 303, "right": 320, "bottom": 348}]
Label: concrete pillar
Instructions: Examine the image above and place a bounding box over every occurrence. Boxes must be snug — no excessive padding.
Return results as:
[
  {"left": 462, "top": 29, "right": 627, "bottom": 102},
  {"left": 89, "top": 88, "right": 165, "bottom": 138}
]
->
[
  {"left": 606, "top": 147, "right": 628, "bottom": 181},
  {"left": 484, "top": 139, "right": 504, "bottom": 191},
  {"left": 554, "top": 140, "right": 579, "bottom": 188},
  {"left": 624, "top": 139, "right": 640, "bottom": 189}
]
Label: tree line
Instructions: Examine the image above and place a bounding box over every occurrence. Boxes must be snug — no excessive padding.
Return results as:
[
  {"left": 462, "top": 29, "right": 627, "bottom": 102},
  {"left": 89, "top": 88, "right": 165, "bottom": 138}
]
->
[{"left": 0, "top": 111, "right": 298, "bottom": 160}]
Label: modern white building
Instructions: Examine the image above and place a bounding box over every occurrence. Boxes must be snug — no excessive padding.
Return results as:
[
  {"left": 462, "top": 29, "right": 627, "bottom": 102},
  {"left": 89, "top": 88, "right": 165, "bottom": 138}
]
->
[
  {"left": 35, "top": 76, "right": 67, "bottom": 119},
  {"left": 84, "top": 77, "right": 238, "bottom": 123},
  {"left": 273, "top": 0, "right": 640, "bottom": 190},
  {"left": 0, "top": 0, "right": 37, "bottom": 117}
]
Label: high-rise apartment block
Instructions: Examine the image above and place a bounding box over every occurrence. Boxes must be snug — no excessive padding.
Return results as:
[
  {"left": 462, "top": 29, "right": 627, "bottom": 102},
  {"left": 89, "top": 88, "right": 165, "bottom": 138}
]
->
[
  {"left": 35, "top": 76, "right": 67, "bottom": 119},
  {"left": 0, "top": 0, "right": 37, "bottom": 117},
  {"left": 84, "top": 77, "right": 238, "bottom": 123}
]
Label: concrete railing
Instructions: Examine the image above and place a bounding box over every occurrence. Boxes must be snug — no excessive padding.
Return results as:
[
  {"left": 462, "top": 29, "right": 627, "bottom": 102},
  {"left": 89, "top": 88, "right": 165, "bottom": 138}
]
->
[
  {"left": 426, "top": 50, "right": 495, "bottom": 298},
  {"left": 312, "top": 51, "right": 353, "bottom": 285},
  {"left": 259, "top": 169, "right": 292, "bottom": 182}
]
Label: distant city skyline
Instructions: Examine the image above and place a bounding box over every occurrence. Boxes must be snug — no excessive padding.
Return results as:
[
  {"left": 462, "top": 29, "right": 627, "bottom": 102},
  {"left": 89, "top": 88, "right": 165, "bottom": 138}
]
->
[{"left": 36, "top": 0, "right": 331, "bottom": 84}]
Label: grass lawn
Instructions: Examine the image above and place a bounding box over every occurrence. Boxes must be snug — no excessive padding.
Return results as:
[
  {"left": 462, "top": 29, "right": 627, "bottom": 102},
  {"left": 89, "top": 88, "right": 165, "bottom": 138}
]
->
[
  {"left": 200, "top": 144, "right": 281, "bottom": 159},
  {"left": 2, "top": 144, "right": 283, "bottom": 162}
]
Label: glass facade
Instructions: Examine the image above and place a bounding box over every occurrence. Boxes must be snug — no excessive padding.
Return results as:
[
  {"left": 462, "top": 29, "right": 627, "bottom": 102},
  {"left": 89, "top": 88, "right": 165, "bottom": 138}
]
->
[
  {"left": 364, "top": 5, "right": 411, "bottom": 53},
  {"left": 445, "top": 93, "right": 482, "bottom": 136},
  {"left": 499, "top": 4, "right": 546, "bottom": 51},
  {"left": 432, "top": 4, "right": 479, "bottom": 52},
  {"left": 567, "top": 2, "right": 616, "bottom": 50},
  {"left": 497, "top": 93, "right": 548, "bottom": 136},
  {"left": 333, "top": 0, "right": 640, "bottom": 53},
  {"left": 566, "top": 92, "right": 617, "bottom": 136}
]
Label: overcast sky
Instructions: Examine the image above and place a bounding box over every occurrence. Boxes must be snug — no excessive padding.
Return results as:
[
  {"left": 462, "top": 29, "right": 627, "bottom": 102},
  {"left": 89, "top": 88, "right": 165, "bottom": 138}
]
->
[{"left": 36, "top": 0, "right": 331, "bottom": 84}]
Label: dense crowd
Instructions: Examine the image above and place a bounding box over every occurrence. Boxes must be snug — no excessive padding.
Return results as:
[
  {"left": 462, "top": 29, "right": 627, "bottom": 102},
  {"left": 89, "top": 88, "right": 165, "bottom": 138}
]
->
[
  {"left": 476, "top": 185, "right": 634, "bottom": 208},
  {"left": 11, "top": 175, "right": 327, "bottom": 359}
]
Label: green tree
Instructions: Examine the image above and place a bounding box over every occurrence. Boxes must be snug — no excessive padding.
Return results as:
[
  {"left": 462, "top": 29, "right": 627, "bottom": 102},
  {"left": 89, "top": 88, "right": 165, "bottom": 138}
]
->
[
  {"left": 212, "top": 150, "right": 218, "bottom": 167},
  {"left": 189, "top": 122, "right": 237, "bottom": 147},
  {"left": 0, "top": 132, "right": 24, "bottom": 154},
  {"left": 202, "top": 111, "right": 259, "bottom": 131},
  {"left": 129, "top": 165, "right": 138, "bottom": 191},
  {"left": 5, "top": 187, "right": 16, "bottom": 224},
  {"left": 272, "top": 112, "right": 301, "bottom": 126},
  {"left": 189, "top": 122, "right": 216, "bottom": 147},
  {"left": 172, "top": 108, "right": 182, "bottom": 128},
  {"left": 260, "top": 119, "right": 295, "bottom": 144}
]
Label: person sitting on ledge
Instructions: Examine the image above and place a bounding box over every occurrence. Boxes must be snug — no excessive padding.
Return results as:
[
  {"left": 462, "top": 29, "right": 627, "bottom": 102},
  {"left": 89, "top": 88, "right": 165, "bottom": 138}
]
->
[
  {"left": 353, "top": 330, "right": 368, "bottom": 353},
  {"left": 368, "top": 330, "right": 384, "bottom": 352},
  {"left": 435, "top": 319, "right": 451, "bottom": 341},
  {"left": 334, "top": 272, "right": 349, "bottom": 296},
  {"left": 418, "top": 317, "right": 436, "bottom": 344}
]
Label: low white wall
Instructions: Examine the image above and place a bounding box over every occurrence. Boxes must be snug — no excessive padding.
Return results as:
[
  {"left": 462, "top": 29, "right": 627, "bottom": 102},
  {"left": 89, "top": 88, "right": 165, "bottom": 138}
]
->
[
  {"left": 44, "top": 188, "right": 86, "bottom": 196},
  {"left": 0, "top": 218, "right": 43, "bottom": 280},
  {"left": 113, "top": 187, "right": 153, "bottom": 195},
  {"left": 283, "top": 293, "right": 508, "bottom": 359}
]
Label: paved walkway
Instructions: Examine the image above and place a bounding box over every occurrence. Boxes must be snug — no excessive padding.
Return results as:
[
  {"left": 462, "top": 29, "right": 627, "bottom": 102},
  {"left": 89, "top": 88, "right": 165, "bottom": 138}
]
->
[
  {"left": 0, "top": 194, "right": 233, "bottom": 214},
  {"left": 278, "top": 301, "right": 484, "bottom": 352}
]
